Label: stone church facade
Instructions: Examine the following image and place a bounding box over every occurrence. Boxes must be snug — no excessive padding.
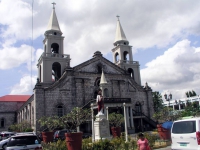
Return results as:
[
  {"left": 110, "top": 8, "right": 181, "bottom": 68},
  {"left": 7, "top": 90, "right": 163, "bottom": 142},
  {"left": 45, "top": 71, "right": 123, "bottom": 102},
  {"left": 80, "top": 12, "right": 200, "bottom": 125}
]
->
[{"left": 2, "top": 6, "right": 155, "bottom": 133}]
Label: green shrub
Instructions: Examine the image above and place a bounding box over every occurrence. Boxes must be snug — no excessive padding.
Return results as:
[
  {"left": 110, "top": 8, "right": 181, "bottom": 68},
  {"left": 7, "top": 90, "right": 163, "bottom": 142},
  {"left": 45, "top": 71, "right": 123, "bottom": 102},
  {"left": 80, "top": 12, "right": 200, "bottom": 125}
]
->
[
  {"left": 92, "top": 138, "right": 114, "bottom": 150},
  {"left": 110, "top": 137, "right": 124, "bottom": 150},
  {"left": 82, "top": 137, "right": 93, "bottom": 150},
  {"left": 24, "top": 128, "right": 33, "bottom": 132},
  {"left": 42, "top": 136, "right": 139, "bottom": 150},
  {"left": 42, "top": 140, "right": 67, "bottom": 150},
  {"left": 143, "top": 132, "right": 159, "bottom": 149}
]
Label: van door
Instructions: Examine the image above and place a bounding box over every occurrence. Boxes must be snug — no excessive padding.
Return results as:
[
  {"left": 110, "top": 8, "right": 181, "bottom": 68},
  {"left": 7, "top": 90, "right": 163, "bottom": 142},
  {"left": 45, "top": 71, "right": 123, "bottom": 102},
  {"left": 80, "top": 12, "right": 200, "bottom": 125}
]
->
[{"left": 171, "top": 120, "right": 198, "bottom": 149}]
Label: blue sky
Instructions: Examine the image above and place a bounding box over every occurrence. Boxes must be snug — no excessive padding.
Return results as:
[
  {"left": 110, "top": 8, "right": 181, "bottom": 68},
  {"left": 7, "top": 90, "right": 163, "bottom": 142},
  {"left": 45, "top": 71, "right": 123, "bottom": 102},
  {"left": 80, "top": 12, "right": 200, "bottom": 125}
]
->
[{"left": 0, "top": 0, "right": 200, "bottom": 100}]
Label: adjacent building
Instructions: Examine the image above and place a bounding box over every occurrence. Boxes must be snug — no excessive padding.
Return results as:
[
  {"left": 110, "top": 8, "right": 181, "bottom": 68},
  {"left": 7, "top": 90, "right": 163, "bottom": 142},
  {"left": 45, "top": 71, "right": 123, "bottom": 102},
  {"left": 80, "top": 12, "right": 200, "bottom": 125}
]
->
[{"left": 0, "top": 95, "right": 30, "bottom": 132}]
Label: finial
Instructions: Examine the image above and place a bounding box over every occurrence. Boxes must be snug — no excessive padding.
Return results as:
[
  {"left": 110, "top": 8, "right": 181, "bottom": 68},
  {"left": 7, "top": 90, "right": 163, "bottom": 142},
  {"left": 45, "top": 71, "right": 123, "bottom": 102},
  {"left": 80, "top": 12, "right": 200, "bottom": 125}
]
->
[
  {"left": 116, "top": 15, "right": 120, "bottom": 20},
  {"left": 52, "top": 2, "right": 56, "bottom": 9}
]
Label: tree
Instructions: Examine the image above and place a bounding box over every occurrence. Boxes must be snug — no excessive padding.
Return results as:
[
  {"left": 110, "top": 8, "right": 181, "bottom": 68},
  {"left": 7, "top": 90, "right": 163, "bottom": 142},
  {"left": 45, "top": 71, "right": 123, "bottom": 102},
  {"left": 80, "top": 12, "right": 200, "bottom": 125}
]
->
[
  {"left": 185, "top": 90, "right": 197, "bottom": 98},
  {"left": 152, "top": 91, "right": 163, "bottom": 113},
  {"left": 181, "top": 101, "right": 200, "bottom": 117},
  {"left": 153, "top": 107, "right": 181, "bottom": 123}
]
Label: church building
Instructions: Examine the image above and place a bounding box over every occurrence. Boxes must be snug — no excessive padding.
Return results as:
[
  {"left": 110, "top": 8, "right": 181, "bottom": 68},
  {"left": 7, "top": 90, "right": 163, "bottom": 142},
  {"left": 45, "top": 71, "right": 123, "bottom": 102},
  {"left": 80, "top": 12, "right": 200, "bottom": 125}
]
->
[{"left": 1, "top": 5, "right": 156, "bottom": 133}]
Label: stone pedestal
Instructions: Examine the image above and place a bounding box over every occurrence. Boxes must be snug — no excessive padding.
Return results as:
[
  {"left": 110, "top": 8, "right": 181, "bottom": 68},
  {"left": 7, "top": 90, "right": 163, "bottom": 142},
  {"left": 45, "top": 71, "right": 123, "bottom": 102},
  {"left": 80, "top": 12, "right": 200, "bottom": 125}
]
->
[{"left": 94, "top": 113, "right": 111, "bottom": 141}]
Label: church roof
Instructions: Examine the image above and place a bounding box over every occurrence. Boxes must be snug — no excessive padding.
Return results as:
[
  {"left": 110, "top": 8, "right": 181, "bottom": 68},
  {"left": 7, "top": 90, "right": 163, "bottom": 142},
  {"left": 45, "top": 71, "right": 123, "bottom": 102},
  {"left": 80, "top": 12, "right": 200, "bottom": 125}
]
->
[
  {"left": 114, "top": 17, "right": 129, "bottom": 45},
  {"left": 73, "top": 51, "right": 126, "bottom": 74},
  {"left": 0, "top": 95, "right": 31, "bottom": 102},
  {"left": 46, "top": 7, "right": 61, "bottom": 33}
]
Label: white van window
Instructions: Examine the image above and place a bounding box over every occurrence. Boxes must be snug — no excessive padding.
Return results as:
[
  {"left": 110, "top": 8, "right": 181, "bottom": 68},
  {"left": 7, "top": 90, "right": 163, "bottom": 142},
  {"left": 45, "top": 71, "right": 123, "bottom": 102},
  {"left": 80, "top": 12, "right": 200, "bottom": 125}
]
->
[{"left": 172, "top": 121, "right": 196, "bottom": 134}]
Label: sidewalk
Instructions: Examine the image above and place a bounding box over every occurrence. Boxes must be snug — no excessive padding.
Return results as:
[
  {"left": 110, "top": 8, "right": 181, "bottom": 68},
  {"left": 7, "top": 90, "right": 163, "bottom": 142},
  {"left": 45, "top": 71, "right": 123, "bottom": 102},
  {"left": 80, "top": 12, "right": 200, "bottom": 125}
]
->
[{"left": 154, "top": 146, "right": 171, "bottom": 150}]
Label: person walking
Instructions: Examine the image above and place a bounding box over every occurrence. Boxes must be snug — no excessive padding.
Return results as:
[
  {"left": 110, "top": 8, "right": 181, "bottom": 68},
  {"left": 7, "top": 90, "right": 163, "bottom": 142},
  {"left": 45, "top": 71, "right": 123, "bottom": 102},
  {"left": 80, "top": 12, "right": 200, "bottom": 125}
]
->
[{"left": 137, "top": 133, "right": 151, "bottom": 150}]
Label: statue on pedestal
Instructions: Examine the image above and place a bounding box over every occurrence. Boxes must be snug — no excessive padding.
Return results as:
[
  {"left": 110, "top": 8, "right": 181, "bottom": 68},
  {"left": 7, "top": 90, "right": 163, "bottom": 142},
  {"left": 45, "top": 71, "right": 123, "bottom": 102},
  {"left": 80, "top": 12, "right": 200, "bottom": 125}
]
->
[
  {"left": 93, "top": 89, "right": 111, "bottom": 141},
  {"left": 96, "top": 89, "right": 104, "bottom": 115}
]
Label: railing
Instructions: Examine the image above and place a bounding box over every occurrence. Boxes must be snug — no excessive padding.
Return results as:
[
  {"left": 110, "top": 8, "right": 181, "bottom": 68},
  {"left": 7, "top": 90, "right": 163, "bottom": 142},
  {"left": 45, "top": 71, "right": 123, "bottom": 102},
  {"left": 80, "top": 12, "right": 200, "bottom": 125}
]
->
[
  {"left": 132, "top": 109, "right": 157, "bottom": 128},
  {"left": 104, "top": 98, "right": 131, "bottom": 103},
  {"left": 82, "top": 99, "right": 96, "bottom": 109},
  {"left": 38, "top": 52, "right": 70, "bottom": 61},
  {"left": 82, "top": 98, "right": 131, "bottom": 109},
  {"left": 116, "top": 60, "right": 139, "bottom": 65}
]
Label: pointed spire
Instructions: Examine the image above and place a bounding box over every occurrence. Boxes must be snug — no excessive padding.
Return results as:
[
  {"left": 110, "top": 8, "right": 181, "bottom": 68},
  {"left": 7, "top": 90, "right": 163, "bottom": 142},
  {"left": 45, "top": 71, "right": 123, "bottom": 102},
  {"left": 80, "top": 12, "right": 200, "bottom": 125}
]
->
[
  {"left": 46, "top": 2, "right": 62, "bottom": 33},
  {"left": 100, "top": 69, "right": 107, "bottom": 84},
  {"left": 114, "top": 16, "right": 129, "bottom": 46}
]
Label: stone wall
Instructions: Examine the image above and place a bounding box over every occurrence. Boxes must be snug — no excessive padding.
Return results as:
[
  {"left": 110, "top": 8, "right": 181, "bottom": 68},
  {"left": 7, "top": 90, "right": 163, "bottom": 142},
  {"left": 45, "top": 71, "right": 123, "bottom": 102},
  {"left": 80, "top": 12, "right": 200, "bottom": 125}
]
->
[
  {"left": 0, "top": 101, "right": 25, "bottom": 132},
  {"left": 0, "top": 112, "right": 16, "bottom": 132}
]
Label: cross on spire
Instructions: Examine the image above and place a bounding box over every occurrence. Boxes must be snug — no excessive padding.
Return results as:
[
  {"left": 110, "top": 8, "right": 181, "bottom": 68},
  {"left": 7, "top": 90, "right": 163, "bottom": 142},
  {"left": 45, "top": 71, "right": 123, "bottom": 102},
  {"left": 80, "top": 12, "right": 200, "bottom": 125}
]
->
[
  {"left": 52, "top": 2, "right": 56, "bottom": 9},
  {"left": 116, "top": 15, "right": 120, "bottom": 20}
]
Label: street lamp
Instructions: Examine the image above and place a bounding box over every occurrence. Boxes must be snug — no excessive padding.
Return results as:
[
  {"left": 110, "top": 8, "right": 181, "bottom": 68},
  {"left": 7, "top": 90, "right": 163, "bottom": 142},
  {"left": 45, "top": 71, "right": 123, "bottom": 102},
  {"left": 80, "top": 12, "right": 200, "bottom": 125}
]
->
[{"left": 164, "top": 93, "right": 172, "bottom": 107}]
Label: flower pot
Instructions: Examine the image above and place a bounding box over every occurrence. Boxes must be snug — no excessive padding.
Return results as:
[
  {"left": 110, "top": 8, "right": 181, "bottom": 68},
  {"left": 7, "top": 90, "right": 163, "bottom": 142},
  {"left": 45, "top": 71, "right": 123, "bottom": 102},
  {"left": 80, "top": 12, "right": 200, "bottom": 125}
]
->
[
  {"left": 65, "top": 132, "right": 83, "bottom": 150},
  {"left": 42, "top": 131, "right": 54, "bottom": 143},
  {"left": 157, "top": 124, "right": 171, "bottom": 140},
  {"left": 111, "top": 127, "right": 121, "bottom": 138}
]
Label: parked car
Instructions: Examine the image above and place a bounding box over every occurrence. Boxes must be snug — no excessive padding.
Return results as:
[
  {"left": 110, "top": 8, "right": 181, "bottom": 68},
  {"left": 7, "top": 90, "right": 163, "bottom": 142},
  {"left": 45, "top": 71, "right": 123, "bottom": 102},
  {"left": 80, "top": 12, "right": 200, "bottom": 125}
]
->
[
  {"left": 171, "top": 117, "right": 200, "bottom": 150},
  {"left": 0, "top": 132, "right": 15, "bottom": 141},
  {"left": 6, "top": 133, "right": 42, "bottom": 150},
  {"left": 0, "top": 138, "right": 10, "bottom": 150},
  {"left": 53, "top": 129, "right": 69, "bottom": 142}
]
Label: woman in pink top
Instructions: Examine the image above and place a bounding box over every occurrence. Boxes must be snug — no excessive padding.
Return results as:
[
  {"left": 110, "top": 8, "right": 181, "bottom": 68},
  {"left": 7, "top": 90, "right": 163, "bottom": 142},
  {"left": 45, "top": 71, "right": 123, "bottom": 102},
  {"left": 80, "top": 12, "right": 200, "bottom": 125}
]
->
[{"left": 137, "top": 133, "right": 151, "bottom": 150}]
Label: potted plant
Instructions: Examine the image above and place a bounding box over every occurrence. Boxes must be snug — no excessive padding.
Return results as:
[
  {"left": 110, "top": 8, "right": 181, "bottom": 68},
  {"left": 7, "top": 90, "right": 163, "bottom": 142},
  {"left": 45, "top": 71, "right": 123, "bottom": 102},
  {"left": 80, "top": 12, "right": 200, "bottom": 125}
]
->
[
  {"left": 153, "top": 107, "right": 181, "bottom": 140},
  {"left": 38, "top": 116, "right": 62, "bottom": 143},
  {"left": 108, "top": 113, "right": 124, "bottom": 138},
  {"left": 61, "top": 107, "right": 91, "bottom": 150}
]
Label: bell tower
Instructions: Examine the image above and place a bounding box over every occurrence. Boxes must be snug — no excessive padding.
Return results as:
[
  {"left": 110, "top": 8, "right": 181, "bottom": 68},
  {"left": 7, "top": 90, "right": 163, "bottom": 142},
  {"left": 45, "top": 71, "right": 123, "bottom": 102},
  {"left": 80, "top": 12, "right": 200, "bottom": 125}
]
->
[
  {"left": 37, "top": 3, "right": 70, "bottom": 83},
  {"left": 112, "top": 16, "right": 141, "bottom": 85}
]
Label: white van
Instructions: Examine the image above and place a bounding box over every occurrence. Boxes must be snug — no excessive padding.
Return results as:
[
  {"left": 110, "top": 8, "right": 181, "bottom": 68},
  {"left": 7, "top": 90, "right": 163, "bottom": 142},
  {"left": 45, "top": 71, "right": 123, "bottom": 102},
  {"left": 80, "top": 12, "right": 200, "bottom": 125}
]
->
[{"left": 171, "top": 117, "right": 200, "bottom": 150}]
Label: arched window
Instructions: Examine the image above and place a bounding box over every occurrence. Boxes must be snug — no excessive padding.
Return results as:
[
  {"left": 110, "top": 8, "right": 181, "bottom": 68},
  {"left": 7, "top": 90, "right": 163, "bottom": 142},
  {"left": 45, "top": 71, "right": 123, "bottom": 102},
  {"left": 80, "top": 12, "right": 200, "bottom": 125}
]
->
[
  {"left": 32, "top": 106, "right": 34, "bottom": 124},
  {"left": 123, "top": 51, "right": 129, "bottom": 61},
  {"left": 51, "top": 43, "right": 59, "bottom": 54},
  {"left": 1, "top": 118, "right": 5, "bottom": 128},
  {"left": 25, "top": 111, "right": 27, "bottom": 119},
  {"left": 135, "top": 102, "right": 142, "bottom": 115},
  {"left": 52, "top": 62, "right": 61, "bottom": 81},
  {"left": 27, "top": 109, "right": 29, "bottom": 119},
  {"left": 115, "top": 52, "right": 119, "bottom": 62},
  {"left": 127, "top": 68, "right": 134, "bottom": 79},
  {"left": 57, "top": 105, "right": 64, "bottom": 117},
  {"left": 104, "top": 88, "right": 109, "bottom": 97}
]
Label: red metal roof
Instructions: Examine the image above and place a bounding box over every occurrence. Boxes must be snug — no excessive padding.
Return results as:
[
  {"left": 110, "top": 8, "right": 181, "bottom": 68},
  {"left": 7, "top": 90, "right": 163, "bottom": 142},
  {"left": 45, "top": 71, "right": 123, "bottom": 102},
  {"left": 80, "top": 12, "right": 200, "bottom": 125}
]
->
[{"left": 0, "top": 95, "right": 31, "bottom": 102}]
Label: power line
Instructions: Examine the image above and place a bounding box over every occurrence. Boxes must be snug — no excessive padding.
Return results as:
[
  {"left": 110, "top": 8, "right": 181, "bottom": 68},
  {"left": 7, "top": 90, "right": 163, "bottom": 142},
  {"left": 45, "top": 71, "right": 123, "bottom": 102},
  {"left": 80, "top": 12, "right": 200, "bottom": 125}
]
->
[{"left": 31, "top": 0, "right": 34, "bottom": 91}]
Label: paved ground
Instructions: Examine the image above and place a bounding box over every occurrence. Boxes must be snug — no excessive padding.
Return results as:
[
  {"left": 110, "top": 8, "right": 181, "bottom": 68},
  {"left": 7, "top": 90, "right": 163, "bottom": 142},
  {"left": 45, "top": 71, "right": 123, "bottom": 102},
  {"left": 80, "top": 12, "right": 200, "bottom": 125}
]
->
[{"left": 154, "top": 146, "right": 171, "bottom": 150}]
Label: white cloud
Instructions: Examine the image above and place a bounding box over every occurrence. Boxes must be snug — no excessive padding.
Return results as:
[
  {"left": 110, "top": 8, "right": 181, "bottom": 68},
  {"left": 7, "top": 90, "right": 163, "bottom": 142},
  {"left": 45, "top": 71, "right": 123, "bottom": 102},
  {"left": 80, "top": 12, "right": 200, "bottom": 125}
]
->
[
  {"left": 9, "top": 75, "right": 37, "bottom": 95},
  {"left": 0, "top": 44, "right": 35, "bottom": 70},
  {"left": 27, "top": 48, "right": 43, "bottom": 72},
  {"left": 1, "top": 0, "right": 200, "bottom": 97},
  {"left": 141, "top": 39, "right": 200, "bottom": 99},
  {"left": 1, "top": 0, "right": 200, "bottom": 66}
]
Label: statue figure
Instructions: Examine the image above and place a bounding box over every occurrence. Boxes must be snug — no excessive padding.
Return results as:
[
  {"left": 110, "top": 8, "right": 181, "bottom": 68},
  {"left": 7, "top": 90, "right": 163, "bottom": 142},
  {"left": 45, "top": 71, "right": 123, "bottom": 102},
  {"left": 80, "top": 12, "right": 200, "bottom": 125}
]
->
[{"left": 96, "top": 89, "right": 104, "bottom": 114}]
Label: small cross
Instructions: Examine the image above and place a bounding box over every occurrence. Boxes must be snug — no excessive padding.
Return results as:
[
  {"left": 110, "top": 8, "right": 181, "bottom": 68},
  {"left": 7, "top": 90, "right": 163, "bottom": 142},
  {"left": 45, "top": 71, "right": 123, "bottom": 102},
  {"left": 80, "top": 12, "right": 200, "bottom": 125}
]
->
[
  {"left": 52, "top": 2, "right": 56, "bottom": 9},
  {"left": 116, "top": 15, "right": 120, "bottom": 20}
]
